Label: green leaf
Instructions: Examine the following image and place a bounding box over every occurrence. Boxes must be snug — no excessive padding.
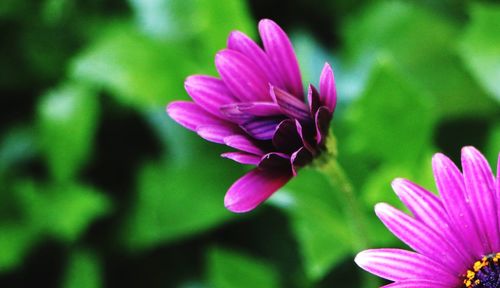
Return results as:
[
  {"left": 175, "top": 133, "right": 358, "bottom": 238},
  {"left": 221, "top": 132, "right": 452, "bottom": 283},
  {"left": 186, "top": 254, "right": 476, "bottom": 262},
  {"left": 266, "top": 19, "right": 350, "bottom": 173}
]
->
[
  {"left": 207, "top": 247, "right": 279, "bottom": 288},
  {"left": 270, "top": 168, "right": 352, "bottom": 281},
  {"left": 17, "top": 181, "right": 111, "bottom": 242},
  {"left": 486, "top": 122, "right": 500, "bottom": 163},
  {"left": 62, "top": 249, "right": 102, "bottom": 288},
  {"left": 122, "top": 149, "right": 245, "bottom": 250},
  {"left": 193, "top": 0, "right": 254, "bottom": 61},
  {"left": 129, "top": 0, "right": 254, "bottom": 56},
  {"left": 71, "top": 23, "right": 195, "bottom": 109},
  {"left": 0, "top": 223, "right": 37, "bottom": 272},
  {"left": 342, "top": 1, "right": 497, "bottom": 118},
  {"left": 0, "top": 127, "right": 37, "bottom": 177},
  {"left": 459, "top": 3, "right": 500, "bottom": 102},
  {"left": 37, "top": 83, "right": 99, "bottom": 182},
  {"left": 344, "top": 59, "right": 436, "bottom": 165}
]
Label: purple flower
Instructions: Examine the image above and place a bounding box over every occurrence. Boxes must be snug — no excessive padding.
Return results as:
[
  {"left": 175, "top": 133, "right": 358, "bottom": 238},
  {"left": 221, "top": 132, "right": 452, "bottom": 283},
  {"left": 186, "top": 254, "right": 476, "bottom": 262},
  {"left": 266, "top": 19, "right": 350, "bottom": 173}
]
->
[
  {"left": 355, "top": 146, "right": 500, "bottom": 287},
  {"left": 167, "top": 19, "right": 337, "bottom": 213}
]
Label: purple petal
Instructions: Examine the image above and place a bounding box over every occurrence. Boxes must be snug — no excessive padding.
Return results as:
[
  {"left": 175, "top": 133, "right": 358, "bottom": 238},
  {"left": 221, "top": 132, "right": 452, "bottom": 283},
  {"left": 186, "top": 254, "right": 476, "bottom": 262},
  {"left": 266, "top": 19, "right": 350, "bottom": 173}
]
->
[
  {"left": 241, "top": 117, "right": 282, "bottom": 140},
  {"left": 223, "top": 135, "right": 264, "bottom": 155},
  {"left": 319, "top": 62, "right": 337, "bottom": 113},
  {"left": 215, "top": 49, "right": 270, "bottom": 102},
  {"left": 227, "top": 31, "right": 285, "bottom": 88},
  {"left": 235, "top": 102, "right": 282, "bottom": 116},
  {"left": 258, "top": 152, "right": 290, "bottom": 171},
  {"left": 315, "top": 106, "right": 331, "bottom": 145},
  {"left": 221, "top": 152, "right": 260, "bottom": 165},
  {"left": 354, "top": 249, "right": 458, "bottom": 285},
  {"left": 196, "top": 124, "right": 240, "bottom": 144},
  {"left": 498, "top": 152, "right": 500, "bottom": 240},
  {"left": 220, "top": 102, "right": 282, "bottom": 124},
  {"left": 461, "top": 146, "right": 499, "bottom": 252},
  {"left": 167, "top": 101, "right": 228, "bottom": 131},
  {"left": 375, "top": 203, "right": 468, "bottom": 274},
  {"left": 272, "top": 119, "right": 302, "bottom": 154},
  {"left": 392, "top": 178, "right": 474, "bottom": 264},
  {"left": 258, "top": 19, "right": 303, "bottom": 99},
  {"left": 291, "top": 147, "right": 313, "bottom": 176},
  {"left": 382, "top": 280, "right": 455, "bottom": 288},
  {"left": 432, "top": 153, "right": 484, "bottom": 259},
  {"left": 184, "top": 75, "right": 236, "bottom": 118},
  {"left": 224, "top": 169, "right": 291, "bottom": 213},
  {"left": 220, "top": 104, "right": 253, "bottom": 124},
  {"left": 271, "top": 86, "right": 310, "bottom": 121},
  {"left": 307, "top": 84, "right": 321, "bottom": 115}
]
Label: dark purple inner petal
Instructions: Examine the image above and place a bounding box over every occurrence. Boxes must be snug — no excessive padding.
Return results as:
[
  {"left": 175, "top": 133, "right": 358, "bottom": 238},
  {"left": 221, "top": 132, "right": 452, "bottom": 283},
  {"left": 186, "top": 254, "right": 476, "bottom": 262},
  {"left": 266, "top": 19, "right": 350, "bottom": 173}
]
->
[
  {"left": 295, "top": 119, "right": 316, "bottom": 154},
  {"left": 272, "top": 119, "right": 302, "bottom": 154},
  {"left": 271, "top": 86, "right": 311, "bottom": 121},
  {"left": 314, "top": 106, "right": 332, "bottom": 145},
  {"left": 240, "top": 117, "right": 284, "bottom": 140},
  {"left": 291, "top": 147, "right": 313, "bottom": 176},
  {"left": 258, "top": 152, "right": 291, "bottom": 171},
  {"left": 307, "top": 84, "right": 321, "bottom": 115}
]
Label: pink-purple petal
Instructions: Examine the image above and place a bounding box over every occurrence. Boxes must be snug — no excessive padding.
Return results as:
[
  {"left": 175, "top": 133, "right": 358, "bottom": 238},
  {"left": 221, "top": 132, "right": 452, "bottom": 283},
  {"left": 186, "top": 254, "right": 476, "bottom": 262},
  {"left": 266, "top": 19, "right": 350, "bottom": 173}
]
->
[
  {"left": 497, "top": 152, "right": 500, "bottom": 240},
  {"left": 319, "top": 62, "right": 337, "bottom": 113},
  {"left": 196, "top": 124, "right": 240, "bottom": 144},
  {"left": 220, "top": 104, "right": 254, "bottom": 124},
  {"left": 223, "top": 135, "right": 264, "bottom": 155},
  {"left": 227, "top": 31, "right": 285, "bottom": 88},
  {"left": 381, "top": 279, "right": 454, "bottom": 288},
  {"left": 432, "top": 153, "right": 485, "bottom": 259},
  {"left": 184, "top": 75, "right": 236, "bottom": 118},
  {"left": 354, "top": 249, "right": 458, "bottom": 285},
  {"left": 461, "top": 146, "right": 499, "bottom": 253},
  {"left": 167, "top": 101, "right": 228, "bottom": 131},
  {"left": 224, "top": 169, "right": 291, "bottom": 213},
  {"left": 392, "top": 178, "right": 475, "bottom": 264},
  {"left": 259, "top": 19, "right": 303, "bottom": 99},
  {"left": 221, "top": 152, "right": 261, "bottom": 165},
  {"left": 375, "top": 203, "right": 468, "bottom": 274},
  {"left": 215, "top": 49, "right": 271, "bottom": 102},
  {"left": 235, "top": 102, "right": 282, "bottom": 116},
  {"left": 271, "top": 86, "right": 310, "bottom": 121}
]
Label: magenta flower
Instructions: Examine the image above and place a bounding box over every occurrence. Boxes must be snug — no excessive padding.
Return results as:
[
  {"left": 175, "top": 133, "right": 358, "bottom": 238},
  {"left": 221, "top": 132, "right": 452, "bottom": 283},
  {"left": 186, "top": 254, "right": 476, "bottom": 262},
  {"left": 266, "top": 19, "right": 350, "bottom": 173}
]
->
[
  {"left": 355, "top": 146, "right": 500, "bottom": 287},
  {"left": 167, "top": 19, "right": 337, "bottom": 213}
]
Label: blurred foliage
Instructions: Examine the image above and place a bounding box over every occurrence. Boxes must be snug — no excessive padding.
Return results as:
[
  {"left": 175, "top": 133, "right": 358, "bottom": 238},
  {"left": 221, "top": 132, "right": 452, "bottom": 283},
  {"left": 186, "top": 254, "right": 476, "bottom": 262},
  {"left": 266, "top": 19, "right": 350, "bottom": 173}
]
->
[
  {"left": 0, "top": 0, "right": 499, "bottom": 287},
  {"left": 207, "top": 247, "right": 279, "bottom": 288}
]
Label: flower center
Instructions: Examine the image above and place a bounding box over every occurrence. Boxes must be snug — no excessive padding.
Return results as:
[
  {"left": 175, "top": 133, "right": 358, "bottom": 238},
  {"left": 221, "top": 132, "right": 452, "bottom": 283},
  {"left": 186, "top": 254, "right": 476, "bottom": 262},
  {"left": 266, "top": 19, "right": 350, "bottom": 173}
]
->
[{"left": 463, "top": 253, "right": 500, "bottom": 288}]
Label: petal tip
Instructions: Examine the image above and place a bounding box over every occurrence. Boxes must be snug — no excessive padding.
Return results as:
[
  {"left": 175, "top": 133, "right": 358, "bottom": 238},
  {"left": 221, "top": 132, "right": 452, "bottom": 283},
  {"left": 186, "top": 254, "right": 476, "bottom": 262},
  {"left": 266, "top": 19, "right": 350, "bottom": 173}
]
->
[
  {"left": 354, "top": 250, "right": 369, "bottom": 268},
  {"left": 374, "top": 202, "right": 391, "bottom": 215},
  {"left": 224, "top": 190, "right": 254, "bottom": 214}
]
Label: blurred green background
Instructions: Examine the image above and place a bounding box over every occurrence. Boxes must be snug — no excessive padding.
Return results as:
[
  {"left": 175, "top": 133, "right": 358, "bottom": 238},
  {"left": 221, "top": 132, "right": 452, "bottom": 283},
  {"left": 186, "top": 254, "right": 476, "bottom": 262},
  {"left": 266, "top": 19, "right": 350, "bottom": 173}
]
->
[{"left": 0, "top": 0, "right": 499, "bottom": 287}]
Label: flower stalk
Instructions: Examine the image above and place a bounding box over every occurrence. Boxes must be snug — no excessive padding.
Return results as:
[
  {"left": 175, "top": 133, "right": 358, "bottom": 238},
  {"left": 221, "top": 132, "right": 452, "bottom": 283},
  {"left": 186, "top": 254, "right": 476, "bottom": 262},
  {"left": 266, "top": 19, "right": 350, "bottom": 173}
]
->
[{"left": 314, "top": 134, "right": 370, "bottom": 250}]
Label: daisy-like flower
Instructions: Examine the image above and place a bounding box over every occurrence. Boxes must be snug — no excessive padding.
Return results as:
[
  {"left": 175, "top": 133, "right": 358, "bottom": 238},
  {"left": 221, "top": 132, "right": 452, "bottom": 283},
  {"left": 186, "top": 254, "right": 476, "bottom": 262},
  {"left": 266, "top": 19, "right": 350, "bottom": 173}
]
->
[
  {"left": 355, "top": 146, "right": 500, "bottom": 287},
  {"left": 167, "top": 19, "right": 337, "bottom": 213}
]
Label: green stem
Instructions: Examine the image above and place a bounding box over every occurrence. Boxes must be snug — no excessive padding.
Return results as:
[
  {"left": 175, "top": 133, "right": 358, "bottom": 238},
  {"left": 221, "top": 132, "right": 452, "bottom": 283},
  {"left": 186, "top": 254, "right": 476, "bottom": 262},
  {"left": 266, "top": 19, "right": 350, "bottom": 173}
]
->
[{"left": 314, "top": 135, "right": 370, "bottom": 250}]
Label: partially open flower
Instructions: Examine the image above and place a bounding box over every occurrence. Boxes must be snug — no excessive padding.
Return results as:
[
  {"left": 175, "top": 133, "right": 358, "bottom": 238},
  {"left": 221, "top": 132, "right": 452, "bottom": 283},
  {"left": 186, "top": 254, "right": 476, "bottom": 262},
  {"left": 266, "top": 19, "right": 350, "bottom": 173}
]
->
[
  {"left": 355, "top": 147, "right": 500, "bottom": 287},
  {"left": 167, "top": 19, "right": 337, "bottom": 213}
]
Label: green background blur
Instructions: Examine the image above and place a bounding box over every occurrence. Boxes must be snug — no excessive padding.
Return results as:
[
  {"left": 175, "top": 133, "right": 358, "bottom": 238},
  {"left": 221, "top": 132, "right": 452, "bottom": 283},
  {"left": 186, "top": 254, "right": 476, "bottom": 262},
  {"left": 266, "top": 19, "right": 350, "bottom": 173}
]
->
[{"left": 0, "top": 0, "right": 499, "bottom": 287}]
